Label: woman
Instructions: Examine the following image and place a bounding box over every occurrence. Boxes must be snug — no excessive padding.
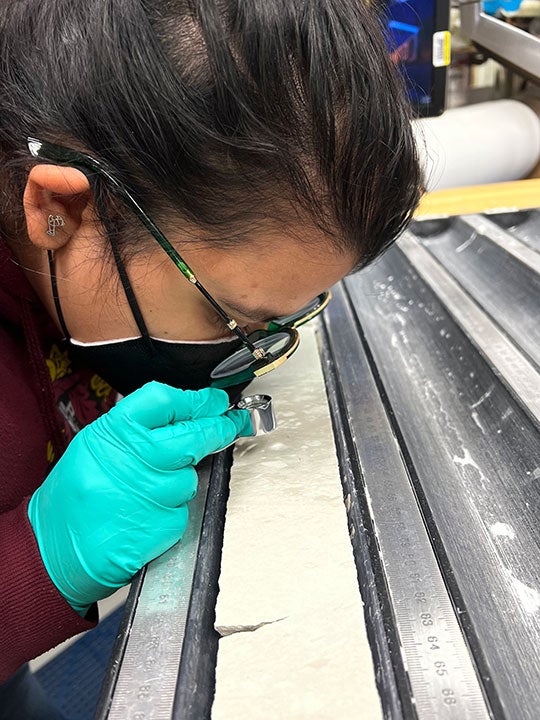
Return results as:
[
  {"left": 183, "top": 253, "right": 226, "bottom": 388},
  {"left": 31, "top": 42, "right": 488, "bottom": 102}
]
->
[{"left": 0, "top": 0, "right": 421, "bottom": 713}]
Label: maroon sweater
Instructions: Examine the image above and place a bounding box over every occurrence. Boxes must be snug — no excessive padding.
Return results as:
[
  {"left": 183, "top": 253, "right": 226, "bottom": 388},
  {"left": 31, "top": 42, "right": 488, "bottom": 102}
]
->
[{"left": 0, "top": 238, "right": 115, "bottom": 681}]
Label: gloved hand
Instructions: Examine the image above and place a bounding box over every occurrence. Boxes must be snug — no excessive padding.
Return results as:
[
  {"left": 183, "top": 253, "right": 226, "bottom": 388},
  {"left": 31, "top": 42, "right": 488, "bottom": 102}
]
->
[{"left": 28, "top": 381, "right": 252, "bottom": 616}]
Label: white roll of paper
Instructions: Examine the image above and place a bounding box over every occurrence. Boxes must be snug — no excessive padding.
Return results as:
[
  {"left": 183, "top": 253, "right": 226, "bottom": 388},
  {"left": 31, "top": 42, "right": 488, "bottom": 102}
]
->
[{"left": 413, "top": 100, "right": 540, "bottom": 191}]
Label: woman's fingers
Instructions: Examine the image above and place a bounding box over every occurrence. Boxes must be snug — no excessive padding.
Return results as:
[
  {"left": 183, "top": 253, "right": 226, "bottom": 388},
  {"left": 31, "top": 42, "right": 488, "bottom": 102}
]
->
[
  {"left": 150, "top": 414, "right": 240, "bottom": 468},
  {"left": 111, "top": 382, "right": 230, "bottom": 429}
]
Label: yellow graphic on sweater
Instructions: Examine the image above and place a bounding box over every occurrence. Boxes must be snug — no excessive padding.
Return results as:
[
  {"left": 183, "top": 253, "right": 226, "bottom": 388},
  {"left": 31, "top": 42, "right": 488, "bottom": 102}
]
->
[
  {"left": 90, "top": 374, "right": 113, "bottom": 400},
  {"left": 46, "top": 343, "right": 72, "bottom": 381},
  {"left": 46, "top": 440, "right": 55, "bottom": 464}
]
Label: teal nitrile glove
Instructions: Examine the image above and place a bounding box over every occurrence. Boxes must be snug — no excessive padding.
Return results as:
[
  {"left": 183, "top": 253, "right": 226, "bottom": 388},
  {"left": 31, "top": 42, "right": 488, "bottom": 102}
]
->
[{"left": 28, "top": 381, "right": 252, "bottom": 615}]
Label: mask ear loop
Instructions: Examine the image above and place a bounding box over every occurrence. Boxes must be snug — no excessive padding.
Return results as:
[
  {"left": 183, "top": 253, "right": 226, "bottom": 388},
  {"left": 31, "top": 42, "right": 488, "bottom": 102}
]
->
[
  {"left": 91, "top": 180, "right": 155, "bottom": 352},
  {"left": 47, "top": 183, "right": 154, "bottom": 352},
  {"left": 47, "top": 249, "right": 70, "bottom": 340}
]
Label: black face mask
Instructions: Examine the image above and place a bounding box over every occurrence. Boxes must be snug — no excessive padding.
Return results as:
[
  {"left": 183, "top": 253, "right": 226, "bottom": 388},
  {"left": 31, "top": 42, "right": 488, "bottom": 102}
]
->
[
  {"left": 47, "top": 247, "right": 246, "bottom": 399},
  {"left": 67, "top": 334, "right": 244, "bottom": 397}
]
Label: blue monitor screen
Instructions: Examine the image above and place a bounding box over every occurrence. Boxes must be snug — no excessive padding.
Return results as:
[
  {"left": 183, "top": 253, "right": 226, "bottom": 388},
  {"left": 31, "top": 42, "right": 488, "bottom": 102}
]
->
[{"left": 384, "top": 0, "right": 447, "bottom": 116}]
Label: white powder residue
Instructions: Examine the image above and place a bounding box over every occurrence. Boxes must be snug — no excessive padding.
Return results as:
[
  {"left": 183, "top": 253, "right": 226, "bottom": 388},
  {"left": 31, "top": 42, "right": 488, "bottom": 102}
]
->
[
  {"left": 489, "top": 523, "right": 516, "bottom": 540},
  {"left": 507, "top": 573, "right": 540, "bottom": 615}
]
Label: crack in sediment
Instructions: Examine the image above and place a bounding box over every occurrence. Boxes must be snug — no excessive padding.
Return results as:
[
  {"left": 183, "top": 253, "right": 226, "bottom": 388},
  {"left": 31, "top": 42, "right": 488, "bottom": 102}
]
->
[{"left": 216, "top": 616, "right": 287, "bottom": 637}]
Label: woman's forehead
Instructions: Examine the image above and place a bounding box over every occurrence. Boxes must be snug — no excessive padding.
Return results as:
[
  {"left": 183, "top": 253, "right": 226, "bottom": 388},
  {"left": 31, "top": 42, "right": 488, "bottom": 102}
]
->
[
  {"left": 182, "top": 233, "right": 356, "bottom": 319},
  {"left": 182, "top": 224, "right": 357, "bottom": 276},
  {"left": 190, "top": 226, "right": 358, "bottom": 280}
]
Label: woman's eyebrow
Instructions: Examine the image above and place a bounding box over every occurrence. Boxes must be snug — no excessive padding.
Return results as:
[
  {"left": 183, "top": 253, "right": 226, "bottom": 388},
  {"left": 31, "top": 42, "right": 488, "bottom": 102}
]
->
[{"left": 219, "top": 298, "right": 281, "bottom": 323}]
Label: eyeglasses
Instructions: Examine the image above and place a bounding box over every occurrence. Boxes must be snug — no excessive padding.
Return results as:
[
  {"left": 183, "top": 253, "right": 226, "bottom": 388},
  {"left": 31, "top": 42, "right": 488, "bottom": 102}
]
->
[{"left": 27, "top": 137, "right": 331, "bottom": 387}]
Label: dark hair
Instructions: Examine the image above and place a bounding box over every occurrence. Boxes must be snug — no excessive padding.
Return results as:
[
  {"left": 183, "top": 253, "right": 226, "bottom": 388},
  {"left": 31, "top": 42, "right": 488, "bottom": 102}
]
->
[{"left": 0, "top": 0, "right": 422, "bottom": 266}]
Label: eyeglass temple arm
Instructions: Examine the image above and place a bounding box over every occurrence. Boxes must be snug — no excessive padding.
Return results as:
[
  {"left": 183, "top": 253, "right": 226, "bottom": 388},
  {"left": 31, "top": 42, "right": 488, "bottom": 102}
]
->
[{"left": 27, "top": 138, "right": 260, "bottom": 354}]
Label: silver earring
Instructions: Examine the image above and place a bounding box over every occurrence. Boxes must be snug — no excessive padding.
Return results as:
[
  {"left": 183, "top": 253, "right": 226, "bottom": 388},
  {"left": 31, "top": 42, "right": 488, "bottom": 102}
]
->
[{"left": 47, "top": 214, "right": 65, "bottom": 237}]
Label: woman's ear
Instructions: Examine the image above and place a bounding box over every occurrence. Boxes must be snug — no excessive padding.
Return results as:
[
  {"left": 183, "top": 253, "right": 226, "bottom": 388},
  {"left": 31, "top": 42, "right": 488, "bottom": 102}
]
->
[{"left": 23, "top": 164, "right": 92, "bottom": 250}]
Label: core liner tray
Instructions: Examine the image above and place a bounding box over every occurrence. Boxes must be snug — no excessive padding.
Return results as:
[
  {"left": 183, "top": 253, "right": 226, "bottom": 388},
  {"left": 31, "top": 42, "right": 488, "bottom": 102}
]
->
[{"left": 94, "top": 209, "right": 540, "bottom": 720}]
